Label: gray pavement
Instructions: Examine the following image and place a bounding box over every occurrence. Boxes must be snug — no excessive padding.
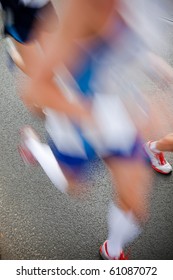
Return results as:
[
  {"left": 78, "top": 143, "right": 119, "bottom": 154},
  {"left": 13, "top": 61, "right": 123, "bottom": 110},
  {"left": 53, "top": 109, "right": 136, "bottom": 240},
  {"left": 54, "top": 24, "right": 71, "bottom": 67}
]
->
[{"left": 1, "top": 5, "right": 173, "bottom": 260}]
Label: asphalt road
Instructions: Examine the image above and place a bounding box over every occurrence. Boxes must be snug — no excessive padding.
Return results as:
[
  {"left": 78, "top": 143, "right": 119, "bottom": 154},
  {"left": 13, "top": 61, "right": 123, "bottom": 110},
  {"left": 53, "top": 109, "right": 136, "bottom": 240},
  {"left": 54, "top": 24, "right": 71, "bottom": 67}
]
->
[{"left": 0, "top": 3, "right": 173, "bottom": 260}]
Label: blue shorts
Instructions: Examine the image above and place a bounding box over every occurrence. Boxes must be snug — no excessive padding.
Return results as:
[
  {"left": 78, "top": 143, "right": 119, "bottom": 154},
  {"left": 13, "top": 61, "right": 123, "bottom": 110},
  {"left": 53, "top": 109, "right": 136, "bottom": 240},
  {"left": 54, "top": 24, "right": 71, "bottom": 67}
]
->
[{"left": 48, "top": 136, "right": 150, "bottom": 177}]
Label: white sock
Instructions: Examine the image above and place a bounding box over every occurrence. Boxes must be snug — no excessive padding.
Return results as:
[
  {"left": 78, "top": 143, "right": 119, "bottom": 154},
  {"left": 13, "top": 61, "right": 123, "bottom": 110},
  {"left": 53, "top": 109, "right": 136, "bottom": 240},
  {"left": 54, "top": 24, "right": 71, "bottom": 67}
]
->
[
  {"left": 150, "top": 141, "right": 160, "bottom": 153},
  {"left": 107, "top": 202, "right": 141, "bottom": 258},
  {"left": 25, "top": 137, "right": 68, "bottom": 193}
]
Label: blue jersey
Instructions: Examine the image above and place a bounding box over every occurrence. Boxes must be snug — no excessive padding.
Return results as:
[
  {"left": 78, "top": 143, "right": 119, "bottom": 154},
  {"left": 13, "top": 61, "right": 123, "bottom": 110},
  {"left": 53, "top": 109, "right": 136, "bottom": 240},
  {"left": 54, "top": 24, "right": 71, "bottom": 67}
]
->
[
  {"left": 66, "top": 16, "right": 146, "bottom": 99},
  {"left": 45, "top": 16, "right": 148, "bottom": 170}
]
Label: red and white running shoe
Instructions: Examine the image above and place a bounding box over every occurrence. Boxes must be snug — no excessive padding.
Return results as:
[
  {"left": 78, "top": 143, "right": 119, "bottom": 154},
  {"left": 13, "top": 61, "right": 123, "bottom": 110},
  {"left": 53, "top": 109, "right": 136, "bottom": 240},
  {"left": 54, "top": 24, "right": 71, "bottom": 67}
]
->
[
  {"left": 18, "top": 126, "right": 39, "bottom": 165},
  {"left": 144, "top": 141, "right": 172, "bottom": 174},
  {"left": 99, "top": 241, "right": 128, "bottom": 260}
]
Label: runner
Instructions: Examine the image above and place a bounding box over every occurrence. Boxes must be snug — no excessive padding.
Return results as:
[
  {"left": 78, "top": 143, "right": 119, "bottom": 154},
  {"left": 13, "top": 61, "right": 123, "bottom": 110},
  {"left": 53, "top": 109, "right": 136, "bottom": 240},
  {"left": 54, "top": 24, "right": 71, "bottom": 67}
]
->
[
  {"left": 20, "top": 0, "right": 152, "bottom": 260},
  {"left": 7, "top": 0, "right": 173, "bottom": 260}
]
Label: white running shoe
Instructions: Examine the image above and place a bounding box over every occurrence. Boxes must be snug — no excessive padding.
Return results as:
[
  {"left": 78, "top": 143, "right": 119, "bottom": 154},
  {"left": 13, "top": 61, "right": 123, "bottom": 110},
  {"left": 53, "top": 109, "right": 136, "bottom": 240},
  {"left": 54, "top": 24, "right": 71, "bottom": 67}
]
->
[
  {"left": 19, "top": 126, "right": 68, "bottom": 193},
  {"left": 18, "top": 126, "right": 39, "bottom": 165},
  {"left": 144, "top": 141, "right": 172, "bottom": 174}
]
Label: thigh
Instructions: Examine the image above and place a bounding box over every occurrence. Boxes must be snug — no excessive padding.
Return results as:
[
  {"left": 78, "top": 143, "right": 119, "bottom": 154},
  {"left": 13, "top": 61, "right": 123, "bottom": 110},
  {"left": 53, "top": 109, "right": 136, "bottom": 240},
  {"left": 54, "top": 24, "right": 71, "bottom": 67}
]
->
[{"left": 48, "top": 135, "right": 96, "bottom": 196}]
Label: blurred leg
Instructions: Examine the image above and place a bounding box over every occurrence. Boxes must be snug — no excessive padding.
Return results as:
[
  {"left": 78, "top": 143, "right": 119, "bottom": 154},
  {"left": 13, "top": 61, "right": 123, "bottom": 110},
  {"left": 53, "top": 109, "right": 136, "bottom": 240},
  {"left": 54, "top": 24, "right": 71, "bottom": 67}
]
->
[
  {"left": 155, "top": 133, "right": 173, "bottom": 152},
  {"left": 106, "top": 158, "right": 151, "bottom": 218},
  {"left": 101, "top": 157, "right": 151, "bottom": 258}
]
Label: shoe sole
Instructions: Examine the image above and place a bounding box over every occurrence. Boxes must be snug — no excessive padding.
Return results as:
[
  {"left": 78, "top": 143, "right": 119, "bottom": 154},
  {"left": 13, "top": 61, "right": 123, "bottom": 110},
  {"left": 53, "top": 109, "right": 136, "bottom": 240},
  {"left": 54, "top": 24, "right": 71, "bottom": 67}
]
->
[
  {"left": 152, "top": 165, "right": 172, "bottom": 174},
  {"left": 18, "top": 126, "right": 40, "bottom": 166},
  {"left": 99, "top": 245, "right": 107, "bottom": 260}
]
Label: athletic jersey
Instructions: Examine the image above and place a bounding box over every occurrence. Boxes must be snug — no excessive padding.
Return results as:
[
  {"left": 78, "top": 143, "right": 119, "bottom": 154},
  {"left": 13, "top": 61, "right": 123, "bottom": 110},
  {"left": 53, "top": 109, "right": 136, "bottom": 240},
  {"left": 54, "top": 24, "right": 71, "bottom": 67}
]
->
[
  {"left": 45, "top": 15, "right": 149, "bottom": 163},
  {"left": 68, "top": 18, "right": 146, "bottom": 98}
]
